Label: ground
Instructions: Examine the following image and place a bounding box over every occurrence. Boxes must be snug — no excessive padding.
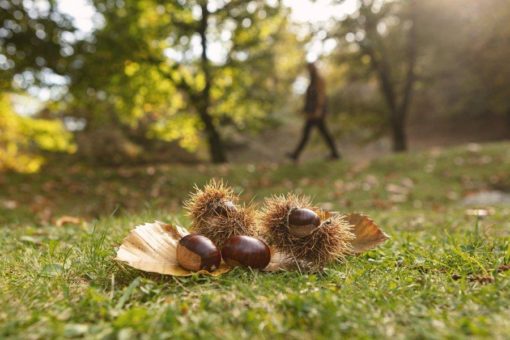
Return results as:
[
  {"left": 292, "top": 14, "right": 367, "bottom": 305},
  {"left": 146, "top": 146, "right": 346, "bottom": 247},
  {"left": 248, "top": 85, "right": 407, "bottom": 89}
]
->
[
  {"left": 228, "top": 114, "right": 510, "bottom": 163},
  {"left": 1, "top": 142, "right": 510, "bottom": 338}
]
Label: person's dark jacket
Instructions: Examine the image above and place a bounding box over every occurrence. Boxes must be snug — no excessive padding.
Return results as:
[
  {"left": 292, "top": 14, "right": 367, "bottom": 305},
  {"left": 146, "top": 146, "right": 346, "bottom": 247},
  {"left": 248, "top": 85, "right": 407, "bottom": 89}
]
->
[{"left": 304, "top": 76, "right": 327, "bottom": 119}]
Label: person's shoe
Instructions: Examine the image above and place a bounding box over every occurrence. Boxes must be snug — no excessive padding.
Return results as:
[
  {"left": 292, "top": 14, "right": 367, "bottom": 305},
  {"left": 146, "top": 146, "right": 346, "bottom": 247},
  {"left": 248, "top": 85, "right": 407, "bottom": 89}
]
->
[
  {"left": 327, "top": 154, "right": 341, "bottom": 161},
  {"left": 286, "top": 152, "right": 298, "bottom": 162}
]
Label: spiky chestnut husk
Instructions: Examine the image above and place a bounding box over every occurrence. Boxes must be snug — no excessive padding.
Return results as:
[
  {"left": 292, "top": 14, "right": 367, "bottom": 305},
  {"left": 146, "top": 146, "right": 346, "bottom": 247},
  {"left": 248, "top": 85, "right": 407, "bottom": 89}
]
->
[
  {"left": 260, "top": 194, "right": 354, "bottom": 271},
  {"left": 184, "top": 179, "right": 257, "bottom": 248}
]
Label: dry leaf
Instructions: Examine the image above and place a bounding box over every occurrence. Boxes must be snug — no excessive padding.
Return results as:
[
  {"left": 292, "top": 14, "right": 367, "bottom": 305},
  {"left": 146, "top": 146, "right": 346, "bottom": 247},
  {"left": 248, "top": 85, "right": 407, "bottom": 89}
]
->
[
  {"left": 386, "top": 183, "right": 408, "bottom": 195},
  {"left": 2, "top": 200, "right": 18, "bottom": 210},
  {"left": 55, "top": 216, "right": 83, "bottom": 227},
  {"left": 498, "top": 264, "right": 510, "bottom": 273},
  {"left": 345, "top": 213, "right": 389, "bottom": 254},
  {"left": 469, "top": 275, "right": 494, "bottom": 284},
  {"left": 263, "top": 249, "right": 293, "bottom": 272},
  {"left": 115, "top": 221, "right": 231, "bottom": 277},
  {"left": 465, "top": 208, "right": 493, "bottom": 218}
]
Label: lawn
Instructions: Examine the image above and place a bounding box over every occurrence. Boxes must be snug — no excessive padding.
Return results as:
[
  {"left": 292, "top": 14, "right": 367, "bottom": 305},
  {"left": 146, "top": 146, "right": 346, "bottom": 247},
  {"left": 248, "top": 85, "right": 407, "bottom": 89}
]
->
[{"left": 1, "top": 142, "right": 510, "bottom": 339}]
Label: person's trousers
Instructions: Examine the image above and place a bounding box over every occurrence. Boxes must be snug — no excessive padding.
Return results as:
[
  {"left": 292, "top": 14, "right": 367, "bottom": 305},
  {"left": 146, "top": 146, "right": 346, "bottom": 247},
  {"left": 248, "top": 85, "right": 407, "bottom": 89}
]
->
[{"left": 291, "top": 119, "right": 340, "bottom": 159}]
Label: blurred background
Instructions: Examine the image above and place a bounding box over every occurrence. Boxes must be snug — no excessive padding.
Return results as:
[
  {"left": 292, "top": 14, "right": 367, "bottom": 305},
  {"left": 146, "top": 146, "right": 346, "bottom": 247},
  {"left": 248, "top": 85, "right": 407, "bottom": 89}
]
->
[{"left": 1, "top": 0, "right": 510, "bottom": 172}]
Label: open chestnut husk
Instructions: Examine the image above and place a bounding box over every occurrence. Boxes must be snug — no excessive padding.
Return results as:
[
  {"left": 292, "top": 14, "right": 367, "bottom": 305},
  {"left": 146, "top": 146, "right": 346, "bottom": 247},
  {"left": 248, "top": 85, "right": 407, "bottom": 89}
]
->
[
  {"left": 260, "top": 194, "right": 354, "bottom": 271},
  {"left": 184, "top": 180, "right": 258, "bottom": 248},
  {"left": 288, "top": 208, "right": 321, "bottom": 237},
  {"left": 221, "top": 235, "right": 271, "bottom": 269},
  {"left": 176, "top": 234, "right": 221, "bottom": 272}
]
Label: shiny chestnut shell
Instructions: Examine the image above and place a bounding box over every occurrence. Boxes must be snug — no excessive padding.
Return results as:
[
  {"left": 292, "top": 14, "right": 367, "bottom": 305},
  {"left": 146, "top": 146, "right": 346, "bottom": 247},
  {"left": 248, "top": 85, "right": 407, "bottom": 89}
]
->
[
  {"left": 221, "top": 236, "right": 271, "bottom": 269},
  {"left": 288, "top": 208, "right": 321, "bottom": 237},
  {"left": 176, "top": 234, "right": 221, "bottom": 272}
]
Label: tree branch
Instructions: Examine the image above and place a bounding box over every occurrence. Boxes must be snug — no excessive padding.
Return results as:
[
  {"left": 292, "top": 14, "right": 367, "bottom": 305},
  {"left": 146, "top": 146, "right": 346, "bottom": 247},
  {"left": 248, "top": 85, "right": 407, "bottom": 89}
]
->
[
  {"left": 141, "top": 55, "right": 199, "bottom": 101},
  {"left": 398, "top": 1, "right": 417, "bottom": 118}
]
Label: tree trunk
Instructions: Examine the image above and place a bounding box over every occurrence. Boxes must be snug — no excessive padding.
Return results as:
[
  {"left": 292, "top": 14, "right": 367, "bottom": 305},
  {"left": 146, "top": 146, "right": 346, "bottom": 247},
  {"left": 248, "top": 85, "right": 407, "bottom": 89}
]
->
[
  {"left": 363, "top": 1, "right": 417, "bottom": 153},
  {"left": 391, "top": 116, "right": 407, "bottom": 152},
  {"left": 199, "top": 106, "right": 227, "bottom": 163},
  {"left": 369, "top": 55, "right": 409, "bottom": 152},
  {"left": 507, "top": 107, "right": 510, "bottom": 132},
  {"left": 394, "top": 1, "right": 417, "bottom": 153},
  {"left": 198, "top": 2, "right": 227, "bottom": 163}
]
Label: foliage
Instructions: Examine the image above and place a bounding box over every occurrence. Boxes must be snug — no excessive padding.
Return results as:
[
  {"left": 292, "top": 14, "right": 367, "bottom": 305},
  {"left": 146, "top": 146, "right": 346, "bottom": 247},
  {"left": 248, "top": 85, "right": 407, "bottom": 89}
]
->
[
  {"left": 328, "top": 0, "right": 510, "bottom": 147},
  {"left": 67, "top": 0, "right": 302, "bottom": 162},
  {"left": 415, "top": 0, "right": 510, "bottom": 119},
  {"left": 1, "top": 0, "right": 304, "bottom": 165},
  {"left": 0, "top": 0, "right": 77, "bottom": 172},
  {"left": 3, "top": 0, "right": 510, "bottom": 167},
  {"left": 328, "top": 0, "right": 417, "bottom": 151},
  {"left": 0, "top": 94, "right": 75, "bottom": 173},
  {"left": 0, "top": 0, "right": 75, "bottom": 91}
]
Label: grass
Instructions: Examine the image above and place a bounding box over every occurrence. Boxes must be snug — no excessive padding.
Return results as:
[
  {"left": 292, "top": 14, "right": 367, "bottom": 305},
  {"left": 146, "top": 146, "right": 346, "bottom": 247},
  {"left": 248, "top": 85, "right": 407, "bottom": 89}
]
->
[{"left": 1, "top": 142, "right": 510, "bottom": 339}]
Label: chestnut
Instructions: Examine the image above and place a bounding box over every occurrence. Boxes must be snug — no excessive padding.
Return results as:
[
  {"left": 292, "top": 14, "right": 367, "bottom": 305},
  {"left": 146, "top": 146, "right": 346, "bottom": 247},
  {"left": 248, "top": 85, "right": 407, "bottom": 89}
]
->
[
  {"left": 288, "top": 208, "right": 321, "bottom": 237},
  {"left": 176, "top": 234, "right": 221, "bottom": 272},
  {"left": 221, "top": 236, "right": 271, "bottom": 269}
]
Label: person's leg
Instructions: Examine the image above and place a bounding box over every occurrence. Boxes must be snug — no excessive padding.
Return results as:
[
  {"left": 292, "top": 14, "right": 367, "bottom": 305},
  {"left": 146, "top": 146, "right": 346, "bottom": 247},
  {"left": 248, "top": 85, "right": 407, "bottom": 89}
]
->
[
  {"left": 289, "top": 119, "right": 315, "bottom": 160},
  {"left": 317, "top": 120, "right": 341, "bottom": 159}
]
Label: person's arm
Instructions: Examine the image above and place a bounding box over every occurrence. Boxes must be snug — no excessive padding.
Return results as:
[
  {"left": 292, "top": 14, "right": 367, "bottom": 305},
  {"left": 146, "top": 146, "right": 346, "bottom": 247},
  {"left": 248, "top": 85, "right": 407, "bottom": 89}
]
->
[
  {"left": 313, "top": 78, "right": 326, "bottom": 119},
  {"left": 303, "top": 86, "right": 313, "bottom": 118}
]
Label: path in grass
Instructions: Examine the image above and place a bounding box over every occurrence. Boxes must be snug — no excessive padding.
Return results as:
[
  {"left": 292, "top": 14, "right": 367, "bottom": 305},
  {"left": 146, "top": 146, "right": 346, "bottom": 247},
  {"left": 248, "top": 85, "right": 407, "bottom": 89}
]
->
[{"left": 1, "top": 142, "right": 510, "bottom": 338}]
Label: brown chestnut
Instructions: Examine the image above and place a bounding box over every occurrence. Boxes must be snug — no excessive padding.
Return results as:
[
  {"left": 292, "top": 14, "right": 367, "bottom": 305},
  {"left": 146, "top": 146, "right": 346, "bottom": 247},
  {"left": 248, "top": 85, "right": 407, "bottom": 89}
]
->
[
  {"left": 176, "top": 234, "right": 221, "bottom": 272},
  {"left": 221, "top": 236, "right": 271, "bottom": 269},
  {"left": 288, "top": 208, "right": 321, "bottom": 237}
]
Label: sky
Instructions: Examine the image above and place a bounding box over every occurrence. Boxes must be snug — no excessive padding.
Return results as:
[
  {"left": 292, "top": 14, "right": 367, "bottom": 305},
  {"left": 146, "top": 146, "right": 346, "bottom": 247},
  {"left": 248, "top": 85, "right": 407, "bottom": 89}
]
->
[
  {"left": 284, "top": 0, "right": 357, "bottom": 23},
  {"left": 58, "top": 0, "right": 357, "bottom": 31},
  {"left": 57, "top": 0, "right": 358, "bottom": 61}
]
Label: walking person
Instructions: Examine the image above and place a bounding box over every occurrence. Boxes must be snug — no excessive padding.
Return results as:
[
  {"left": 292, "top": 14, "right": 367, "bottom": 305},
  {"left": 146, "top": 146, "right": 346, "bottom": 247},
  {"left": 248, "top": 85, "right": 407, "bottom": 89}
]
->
[{"left": 287, "top": 62, "right": 340, "bottom": 161}]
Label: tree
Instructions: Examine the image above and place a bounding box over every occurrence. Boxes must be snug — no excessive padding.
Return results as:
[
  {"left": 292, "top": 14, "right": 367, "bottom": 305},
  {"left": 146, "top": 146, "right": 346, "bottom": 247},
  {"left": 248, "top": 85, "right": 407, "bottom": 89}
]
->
[
  {"left": 68, "top": 0, "right": 296, "bottom": 163},
  {"left": 0, "top": 0, "right": 75, "bottom": 91},
  {"left": 0, "top": 0, "right": 76, "bottom": 172},
  {"left": 0, "top": 94, "right": 75, "bottom": 172},
  {"left": 415, "top": 0, "right": 510, "bottom": 126},
  {"left": 331, "top": 0, "right": 418, "bottom": 151}
]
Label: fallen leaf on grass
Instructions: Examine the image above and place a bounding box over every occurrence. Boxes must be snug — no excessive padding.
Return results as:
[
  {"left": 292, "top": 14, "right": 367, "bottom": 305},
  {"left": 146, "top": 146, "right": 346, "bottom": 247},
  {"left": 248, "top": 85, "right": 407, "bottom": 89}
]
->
[
  {"left": 466, "top": 143, "right": 482, "bottom": 153},
  {"left": 2, "top": 200, "right": 18, "bottom": 209},
  {"left": 389, "top": 194, "right": 408, "bottom": 203},
  {"left": 497, "top": 264, "right": 510, "bottom": 273},
  {"left": 451, "top": 269, "right": 509, "bottom": 284},
  {"left": 55, "top": 216, "right": 83, "bottom": 227},
  {"left": 115, "top": 221, "right": 231, "bottom": 277},
  {"left": 20, "top": 235, "right": 44, "bottom": 245},
  {"left": 464, "top": 208, "right": 494, "bottom": 218},
  {"left": 345, "top": 213, "right": 390, "bottom": 254},
  {"left": 469, "top": 275, "right": 494, "bottom": 284},
  {"left": 386, "top": 183, "right": 410, "bottom": 195},
  {"left": 263, "top": 250, "right": 293, "bottom": 272},
  {"left": 372, "top": 198, "right": 392, "bottom": 209}
]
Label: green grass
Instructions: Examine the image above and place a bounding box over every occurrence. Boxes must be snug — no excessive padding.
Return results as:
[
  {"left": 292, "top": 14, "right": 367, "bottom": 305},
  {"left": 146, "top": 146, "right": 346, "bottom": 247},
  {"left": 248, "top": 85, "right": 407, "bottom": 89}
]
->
[{"left": 1, "top": 142, "right": 510, "bottom": 339}]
